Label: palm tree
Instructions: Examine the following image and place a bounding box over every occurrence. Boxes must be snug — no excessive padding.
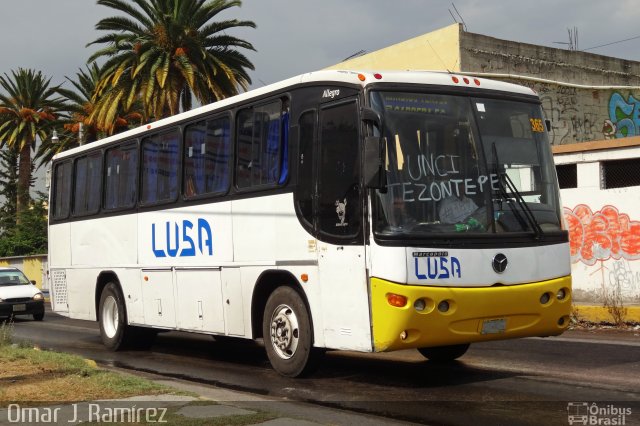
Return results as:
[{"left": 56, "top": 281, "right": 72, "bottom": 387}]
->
[
  {"left": 87, "top": 0, "right": 256, "bottom": 128},
  {"left": 39, "top": 63, "right": 144, "bottom": 162},
  {"left": 0, "top": 68, "right": 65, "bottom": 216}
]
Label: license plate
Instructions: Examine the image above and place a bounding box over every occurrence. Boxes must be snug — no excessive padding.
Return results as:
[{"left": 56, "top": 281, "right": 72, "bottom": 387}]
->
[
  {"left": 481, "top": 318, "right": 506, "bottom": 334},
  {"left": 12, "top": 304, "right": 26, "bottom": 312}
]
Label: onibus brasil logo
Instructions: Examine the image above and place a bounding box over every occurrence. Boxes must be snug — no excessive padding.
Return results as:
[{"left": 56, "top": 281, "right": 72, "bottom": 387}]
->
[{"left": 567, "top": 402, "right": 632, "bottom": 425}]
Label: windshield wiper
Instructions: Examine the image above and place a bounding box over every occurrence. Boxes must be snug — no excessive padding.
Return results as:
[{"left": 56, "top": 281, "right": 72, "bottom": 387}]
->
[{"left": 491, "top": 143, "right": 543, "bottom": 239}]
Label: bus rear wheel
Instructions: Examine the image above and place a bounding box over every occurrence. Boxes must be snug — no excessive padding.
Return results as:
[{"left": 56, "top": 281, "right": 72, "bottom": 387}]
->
[
  {"left": 417, "top": 343, "right": 470, "bottom": 362},
  {"left": 262, "top": 286, "right": 322, "bottom": 377},
  {"left": 99, "top": 282, "right": 136, "bottom": 351}
]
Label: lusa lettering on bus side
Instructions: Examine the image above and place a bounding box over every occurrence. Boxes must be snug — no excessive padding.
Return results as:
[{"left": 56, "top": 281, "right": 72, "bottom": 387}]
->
[
  {"left": 151, "top": 219, "right": 213, "bottom": 258},
  {"left": 414, "top": 255, "right": 462, "bottom": 280}
]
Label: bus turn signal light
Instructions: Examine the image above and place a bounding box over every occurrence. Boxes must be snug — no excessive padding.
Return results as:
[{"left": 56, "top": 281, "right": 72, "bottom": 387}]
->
[{"left": 387, "top": 293, "right": 408, "bottom": 308}]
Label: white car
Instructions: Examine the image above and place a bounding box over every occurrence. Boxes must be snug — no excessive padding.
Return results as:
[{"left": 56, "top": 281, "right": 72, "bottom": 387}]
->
[{"left": 0, "top": 267, "right": 45, "bottom": 321}]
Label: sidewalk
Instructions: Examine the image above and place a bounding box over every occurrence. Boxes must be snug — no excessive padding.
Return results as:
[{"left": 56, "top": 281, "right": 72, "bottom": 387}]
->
[{"left": 0, "top": 367, "right": 415, "bottom": 426}]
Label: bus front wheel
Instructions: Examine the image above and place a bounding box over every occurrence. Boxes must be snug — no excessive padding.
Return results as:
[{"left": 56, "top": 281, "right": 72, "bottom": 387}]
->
[
  {"left": 262, "top": 286, "right": 322, "bottom": 377},
  {"left": 417, "top": 343, "right": 470, "bottom": 362},
  {"left": 99, "top": 282, "right": 134, "bottom": 351}
]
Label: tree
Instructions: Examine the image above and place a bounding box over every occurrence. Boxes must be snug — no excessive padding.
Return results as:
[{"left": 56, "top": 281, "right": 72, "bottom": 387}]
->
[
  {"left": 0, "top": 68, "right": 65, "bottom": 216},
  {"left": 87, "top": 0, "right": 256, "bottom": 128},
  {"left": 38, "top": 63, "right": 144, "bottom": 164},
  {"left": 0, "top": 146, "right": 18, "bottom": 234},
  {"left": 0, "top": 192, "right": 48, "bottom": 257}
]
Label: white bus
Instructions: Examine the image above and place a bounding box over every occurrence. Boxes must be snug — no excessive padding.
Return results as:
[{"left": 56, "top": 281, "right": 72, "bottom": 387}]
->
[{"left": 48, "top": 70, "right": 571, "bottom": 377}]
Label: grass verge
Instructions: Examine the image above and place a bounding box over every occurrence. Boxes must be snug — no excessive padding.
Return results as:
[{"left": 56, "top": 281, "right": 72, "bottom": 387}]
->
[{"left": 0, "top": 320, "right": 172, "bottom": 406}]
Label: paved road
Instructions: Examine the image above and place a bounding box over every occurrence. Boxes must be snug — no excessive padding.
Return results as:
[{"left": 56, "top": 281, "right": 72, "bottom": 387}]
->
[{"left": 7, "top": 307, "right": 640, "bottom": 425}]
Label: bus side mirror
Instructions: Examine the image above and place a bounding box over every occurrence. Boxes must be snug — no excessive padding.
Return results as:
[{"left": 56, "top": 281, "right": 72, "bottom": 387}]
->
[
  {"left": 545, "top": 119, "right": 552, "bottom": 132},
  {"left": 364, "top": 136, "right": 386, "bottom": 189}
]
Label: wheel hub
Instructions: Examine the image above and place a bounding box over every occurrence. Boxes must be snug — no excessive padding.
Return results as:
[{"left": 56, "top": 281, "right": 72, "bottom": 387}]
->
[{"left": 269, "top": 304, "right": 299, "bottom": 359}]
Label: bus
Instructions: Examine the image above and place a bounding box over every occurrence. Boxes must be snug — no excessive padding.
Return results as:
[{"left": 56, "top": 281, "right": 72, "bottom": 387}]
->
[{"left": 48, "top": 70, "right": 571, "bottom": 377}]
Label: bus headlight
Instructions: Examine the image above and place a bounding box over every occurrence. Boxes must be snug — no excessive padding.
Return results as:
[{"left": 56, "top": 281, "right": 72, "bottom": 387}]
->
[
  {"left": 414, "top": 299, "right": 426, "bottom": 312},
  {"left": 540, "top": 292, "right": 551, "bottom": 305},
  {"left": 557, "top": 288, "right": 567, "bottom": 300},
  {"left": 437, "top": 300, "right": 450, "bottom": 313}
]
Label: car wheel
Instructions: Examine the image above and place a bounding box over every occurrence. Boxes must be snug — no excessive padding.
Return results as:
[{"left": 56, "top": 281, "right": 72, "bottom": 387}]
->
[
  {"left": 417, "top": 343, "right": 470, "bottom": 362},
  {"left": 262, "top": 286, "right": 323, "bottom": 377}
]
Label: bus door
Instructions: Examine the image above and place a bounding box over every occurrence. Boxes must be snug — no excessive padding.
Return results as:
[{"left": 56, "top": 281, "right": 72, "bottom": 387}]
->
[{"left": 315, "top": 99, "right": 371, "bottom": 351}]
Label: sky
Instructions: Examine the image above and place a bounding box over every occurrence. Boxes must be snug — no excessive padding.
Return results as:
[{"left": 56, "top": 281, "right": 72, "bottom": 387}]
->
[
  {"left": 1, "top": 0, "right": 640, "bottom": 192},
  {"left": 1, "top": 0, "right": 640, "bottom": 90}
]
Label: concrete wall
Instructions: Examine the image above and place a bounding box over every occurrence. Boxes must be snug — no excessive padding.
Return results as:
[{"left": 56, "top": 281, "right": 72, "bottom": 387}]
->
[
  {"left": 460, "top": 31, "right": 640, "bottom": 145},
  {"left": 330, "top": 24, "right": 640, "bottom": 146},
  {"left": 553, "top": 138, "right": 640, "bottom": 303}
]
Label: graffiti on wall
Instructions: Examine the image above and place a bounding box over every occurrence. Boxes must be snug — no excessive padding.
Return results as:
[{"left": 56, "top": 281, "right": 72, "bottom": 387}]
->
[
  {"left": 606, "top": 92, "right": 640, "bottom": 139},
  {"left": 564, "top": 204, "right": 640, "bottom": 265}
]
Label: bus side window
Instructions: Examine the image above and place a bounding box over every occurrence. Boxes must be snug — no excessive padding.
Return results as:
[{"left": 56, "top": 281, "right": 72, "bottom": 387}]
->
[
  {"left": 236, "top": 99, "right": 286, "bottom": 189},
  {"left": 184, "top": 116, "right": 231, "bottom": 197},
  {"left": 141, "top": 131, "right": 180, "bottom": 204},
  {"left": 105, "top": 142, "right": 138, "bottom": 210},
  {"left": 52, "top": 161, "right": 73, "bottom": 220}
]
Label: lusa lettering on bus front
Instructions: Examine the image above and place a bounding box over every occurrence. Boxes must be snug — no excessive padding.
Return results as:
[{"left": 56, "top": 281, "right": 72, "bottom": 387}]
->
[
  {"left": 388, "top": 152, "right": 501, "bottom": 202},
  {"left": 413, "top": 252, "right": 462, "bottom": 280},
  {"left": 151, "top": 218, "right": 213, "bottom": 258}
]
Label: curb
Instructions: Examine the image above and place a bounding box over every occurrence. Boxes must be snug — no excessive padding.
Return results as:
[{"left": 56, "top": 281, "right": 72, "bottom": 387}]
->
[{"left": 573, "top": 304, "right": 640, "bottom": 323}]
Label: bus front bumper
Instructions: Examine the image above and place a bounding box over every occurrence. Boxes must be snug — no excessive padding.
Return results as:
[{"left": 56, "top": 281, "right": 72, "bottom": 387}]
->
[{"left": 370, "top": 275, "right": 572, "bottom": 352}]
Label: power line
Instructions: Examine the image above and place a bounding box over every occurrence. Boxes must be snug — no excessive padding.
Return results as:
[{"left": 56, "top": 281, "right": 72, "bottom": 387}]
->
[{"left": 583, "top": 34, "right": 640, "bottom": 52}]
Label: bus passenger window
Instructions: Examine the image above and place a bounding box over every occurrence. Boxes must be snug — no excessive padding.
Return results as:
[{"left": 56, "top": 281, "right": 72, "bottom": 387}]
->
[
  {"left": 141, "top": 131, "right": 180, "bottom": 204},
  {"left": 52, "top": 161, "right": 72, "bottom": 220},
  {"left": 236, "top": 99, "right": 287, "bottom": 189},
  {"left": 184, "top": 117, "right": 231, "bottom": 197},
  {"left": 73, "top": 152, "right": 102, "bottom": 216},
  {"left": 104, "top": 143, "right": 138, "bottom": 210}
]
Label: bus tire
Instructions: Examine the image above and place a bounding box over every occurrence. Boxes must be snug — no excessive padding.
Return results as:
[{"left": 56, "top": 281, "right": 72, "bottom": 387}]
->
[
  {"left": 418, "top": 343, "right": 470, "bottom": 362},
  {"left": 98, "top": 282, "right": 134, "bottom": 351},
  {"left": 262, "top": 286, "right": 322, "bottom": 377}
]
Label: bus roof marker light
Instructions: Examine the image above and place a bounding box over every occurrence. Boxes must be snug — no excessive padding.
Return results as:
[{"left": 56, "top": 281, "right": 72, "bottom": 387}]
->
[
  {"left": 386, "top": 293, "right": 407, "bottom": 308},
  {"left": 374, "top": 73, "right": 382, "bottom": 80},
  {"left": 358, "top": 73, "right": 366, "bottom": 82},
  {"left": 463, "top": 77, "right": 470, "bottom": 84},
  {"left": 451, "top": 76, "right": 459, "bottom": 84},
  {"left": 474, "top": 78, "right": 481, "bottom": 86}
]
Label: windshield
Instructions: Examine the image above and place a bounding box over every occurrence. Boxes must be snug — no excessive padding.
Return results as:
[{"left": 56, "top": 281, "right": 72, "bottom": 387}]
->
[
  {"left": 0, "top": 270, "right": 31, "bottom": 286},
  {"left": 370, "top": 91, "right": 562, "bottom": 239}
]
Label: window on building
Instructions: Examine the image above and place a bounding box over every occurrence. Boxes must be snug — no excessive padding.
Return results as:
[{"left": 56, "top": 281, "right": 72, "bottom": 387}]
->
[
  {"left": 556, "top": 163, "right": 577, "bottom": 189},
  {"left": 184, "top": 116, "right": 231, "bottom": 197},
  {"left": 602, "top": 158, "right": 640, "bottom": 189},
  {"left": 73, "top": 152, "right": 102, "bottom": 216},
  {"left": 104, "top": 142, "right": 138, "bottom": 210},
  {"left": 141, "top": 130, "right": 180, "bottom": 204}
]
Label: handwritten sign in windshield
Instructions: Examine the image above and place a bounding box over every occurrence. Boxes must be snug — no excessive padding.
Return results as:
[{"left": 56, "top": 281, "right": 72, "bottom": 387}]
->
[{"left": 389, "top": 153, "right": 499, "bottom": 202}]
